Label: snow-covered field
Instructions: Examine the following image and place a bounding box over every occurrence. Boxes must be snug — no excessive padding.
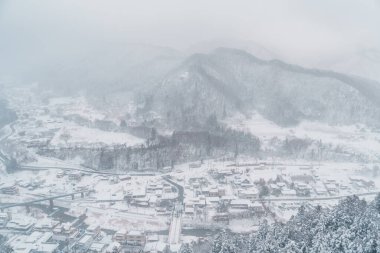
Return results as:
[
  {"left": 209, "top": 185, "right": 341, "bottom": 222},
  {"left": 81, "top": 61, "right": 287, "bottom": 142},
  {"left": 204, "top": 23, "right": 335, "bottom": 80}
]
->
[
  {"left": 2, "top": 87, "right": 144, "bottom": 148},
  {"left": 49, "top": 96, "right": 107, "bottom": 122},
  {"left": 50, "top": 124, "right": 144, "bottom": 146},
  {"left": 224, "top": 111, "right": 380, "bottom": 159}
]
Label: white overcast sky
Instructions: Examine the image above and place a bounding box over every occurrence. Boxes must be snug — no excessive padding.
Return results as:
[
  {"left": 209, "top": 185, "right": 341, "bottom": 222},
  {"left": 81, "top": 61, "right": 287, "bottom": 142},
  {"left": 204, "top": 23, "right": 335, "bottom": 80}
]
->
[{"left": 1, "top": 0, "right": 379, "bottom": 65}]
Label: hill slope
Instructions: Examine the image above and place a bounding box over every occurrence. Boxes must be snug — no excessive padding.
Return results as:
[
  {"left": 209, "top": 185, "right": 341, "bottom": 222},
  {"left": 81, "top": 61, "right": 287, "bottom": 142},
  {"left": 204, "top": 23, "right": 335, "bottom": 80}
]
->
[{"left": 149, "top": 48, "right": 380, "bottom": 129}]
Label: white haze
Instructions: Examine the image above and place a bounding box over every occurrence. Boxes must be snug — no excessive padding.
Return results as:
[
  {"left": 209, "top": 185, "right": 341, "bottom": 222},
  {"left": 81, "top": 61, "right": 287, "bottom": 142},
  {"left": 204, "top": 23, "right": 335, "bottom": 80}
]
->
[{"left": 0, "top": 0, "right": 380, "bottom": 81}]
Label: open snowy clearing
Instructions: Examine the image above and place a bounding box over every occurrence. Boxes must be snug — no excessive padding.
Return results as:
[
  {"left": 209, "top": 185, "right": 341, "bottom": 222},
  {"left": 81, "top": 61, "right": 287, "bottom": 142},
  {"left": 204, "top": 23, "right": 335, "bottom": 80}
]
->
[
  {"left": 224, "top": 112, "right": 380, "bottom": 158},
  {"left": 50, "top": 124, "right": 144, "bottom": 146}
]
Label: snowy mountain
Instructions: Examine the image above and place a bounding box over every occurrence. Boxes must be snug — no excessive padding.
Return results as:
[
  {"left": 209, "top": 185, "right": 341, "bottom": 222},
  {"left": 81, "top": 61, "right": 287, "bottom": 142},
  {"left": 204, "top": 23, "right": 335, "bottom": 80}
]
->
[
  {"left": 24, "top": 45, "right": 380, "bottom": 130},
  {"left": 187, "top": 38, "right": 278, "bottom": 61},
  {"left": 147, "top": 48, "right": 380, "bottom": 129}
]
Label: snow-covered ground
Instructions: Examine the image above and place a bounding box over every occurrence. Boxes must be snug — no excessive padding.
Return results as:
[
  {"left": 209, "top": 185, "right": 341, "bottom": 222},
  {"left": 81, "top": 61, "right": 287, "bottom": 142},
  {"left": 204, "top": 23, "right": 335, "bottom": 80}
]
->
[
  {"left": 49, "top": 96, "right": 107, "bottom": 122},
  {"left": 224, "top": 111, "right": 380, "bottom": 159},
  {"left": 50, "top": 124, "right": 144, "bottom": 146},
  {"left": 1, "top": 85, "right": 380, "bottom": 239},
  {"left": 1, "top": 154, "right": 379, "bottom": 235},
  {"left": 2, "top": 87, "right": 144, "bottom": 148}
]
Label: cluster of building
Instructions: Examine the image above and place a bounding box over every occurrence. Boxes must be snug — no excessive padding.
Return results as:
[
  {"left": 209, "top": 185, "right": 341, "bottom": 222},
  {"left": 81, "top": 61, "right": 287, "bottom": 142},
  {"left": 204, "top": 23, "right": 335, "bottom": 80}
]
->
[
  {"left": 1, "top": 158, "right": 378, "bottom": 252},
  {"left": 173, "top": 163, "right": 377, "bottom": 228},
  {"left": 177, "top": 169, "right": 266, "bottom": 226},
  {"left": 124, "top": 178, "right": 178, "bottom": 211},
  {"left": 0, "top": 209, "right": 174, "bottom": 253}
]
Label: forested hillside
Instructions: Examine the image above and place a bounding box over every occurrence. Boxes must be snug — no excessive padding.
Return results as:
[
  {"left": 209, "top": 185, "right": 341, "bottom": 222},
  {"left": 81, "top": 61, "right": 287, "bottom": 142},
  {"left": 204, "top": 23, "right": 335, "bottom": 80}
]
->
[
  {"left": 150, "top": 48, "right": 380, "bottom": 129},
  {"left": 206, "top": 195, "right": 380, "bottom": 253}
]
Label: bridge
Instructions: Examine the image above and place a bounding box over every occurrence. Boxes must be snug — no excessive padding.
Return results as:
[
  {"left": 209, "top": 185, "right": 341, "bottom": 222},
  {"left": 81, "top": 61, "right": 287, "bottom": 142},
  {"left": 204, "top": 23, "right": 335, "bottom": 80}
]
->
[
  {"left": 0, "top": 190, "right": 89, "bottom": 212},
  {"left": 168, "top": 204, "right": 183, "bottom": 244},
  {"left": 163, "top": 176, "right": 184, "bottom": 252},
  {"left": 167, "top": 204, "right": 183, "bottom": 252}
]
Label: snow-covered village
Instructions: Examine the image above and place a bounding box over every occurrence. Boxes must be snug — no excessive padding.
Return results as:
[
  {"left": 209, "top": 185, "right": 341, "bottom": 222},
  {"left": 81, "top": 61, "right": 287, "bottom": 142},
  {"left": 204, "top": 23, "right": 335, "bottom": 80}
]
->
[
  {"left": 1, "top": 1, "right": 380, "bottom": 253},
  {"left": 1, "top": 82, "right": 380, "bottom": 253}
]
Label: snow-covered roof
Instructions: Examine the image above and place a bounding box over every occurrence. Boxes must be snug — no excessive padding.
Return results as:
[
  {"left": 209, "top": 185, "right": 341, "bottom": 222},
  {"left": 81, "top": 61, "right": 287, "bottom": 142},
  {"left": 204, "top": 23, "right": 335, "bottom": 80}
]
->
[
  {"left": 230, "top": 199, "right": 251, "bottom": 206},
  {"left": 144, "top": 241, "right": 167, "bottom": 252},
  {"left": 128, "top": 230, "right": 144, "bottom": 236}
]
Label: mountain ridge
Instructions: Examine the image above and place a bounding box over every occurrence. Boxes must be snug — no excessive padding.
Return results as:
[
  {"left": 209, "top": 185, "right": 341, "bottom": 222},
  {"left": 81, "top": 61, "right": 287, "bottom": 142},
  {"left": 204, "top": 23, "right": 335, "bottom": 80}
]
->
[{"left": 146, "top": 47, "right": 380, "bottom": 129}]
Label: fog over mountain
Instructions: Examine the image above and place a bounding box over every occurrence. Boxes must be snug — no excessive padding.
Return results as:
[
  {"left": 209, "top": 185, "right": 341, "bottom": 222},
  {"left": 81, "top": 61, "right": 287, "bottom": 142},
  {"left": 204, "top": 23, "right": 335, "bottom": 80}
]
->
[
  {"left": 1, "top": 0, "right": 380, "bottom": 83},
  {"left": 148, "top": 48, "right": 380, "bottom": 128}
]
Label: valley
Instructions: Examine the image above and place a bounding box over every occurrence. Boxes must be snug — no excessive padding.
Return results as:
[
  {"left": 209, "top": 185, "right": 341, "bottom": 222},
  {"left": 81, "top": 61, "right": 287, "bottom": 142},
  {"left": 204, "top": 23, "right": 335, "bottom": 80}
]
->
[{"left": 1, "top": 75, "right": 379, "bottom": 252}]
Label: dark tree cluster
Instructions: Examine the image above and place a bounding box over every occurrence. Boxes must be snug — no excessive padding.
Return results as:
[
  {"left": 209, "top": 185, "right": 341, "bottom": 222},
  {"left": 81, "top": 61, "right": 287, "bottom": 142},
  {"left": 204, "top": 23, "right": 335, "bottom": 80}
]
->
[
  {"left": 38, "top": 126, "right": 260, "bottom": 171},
  {"left": 209, "top": 195, "right": 380, "bottom": 253}
]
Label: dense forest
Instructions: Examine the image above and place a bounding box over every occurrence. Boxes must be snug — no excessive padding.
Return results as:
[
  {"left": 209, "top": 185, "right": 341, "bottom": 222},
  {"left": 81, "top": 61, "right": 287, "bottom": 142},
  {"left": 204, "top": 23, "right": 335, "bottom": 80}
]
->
[
  {"left": 195, "top": 195, "right": 380, "bottom": 253},
  {"left": 37, "top": 126, "right": 261, "bottom": 171}
]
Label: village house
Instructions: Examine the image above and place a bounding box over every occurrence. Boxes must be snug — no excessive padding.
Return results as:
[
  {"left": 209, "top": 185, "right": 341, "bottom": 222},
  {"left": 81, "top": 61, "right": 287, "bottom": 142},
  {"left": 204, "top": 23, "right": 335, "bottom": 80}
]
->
[
  {"left": 0, "top": 183, "right": 19, "bottom": 195},
  {"left": 230, "top": 199, "right": 252, "bottom": 210},
  {"left": 53, "top": 222, "right": 79, "bottom": 242},
  {"left": 185, "top": 197, "right": 206, "bottom": 209},
  {"left": 206, "top": 196, "right": 220, "bottom": 206},
  {"left": 105, "top": 242, "right": 121, "bottom": 253},
  {"left": 216, "top": 168, "right": 233, "bottom": 177},
  {"left": 201, "top": 187, "right": 210, "bottom": 196},
  {"left": 349, "top": 176, "right": 375, "bottom": 189},
  {"left": 185, "top": 206, "right": 195, "bottom": 216},
  {"left": 314, "top": 183, "right": 328, "bottom": 195},
  {"left": 155, "top": 189, "right": 163, "bottom": 198},
  {"left": 75, "top": 234, "right": 94, "bottom": 252},
  {"left": 281, "top": 189, "right": 297, "bottom": 197},
  {"left": 88, "top": 242, "right": 108, "bottom": 253},
  {"left": 147, "top": 182, "right": 163, "bottom": 193},
  {"left": 155, "top": 206, "right": 168, "bottom": 216},
  {"left": 119, "top": 175, "right": 132, "bottom": 181},
  {"left": 269, "top": 184, "right": 282, "bottom": 195},
  {"left": 144, "top": 241, "right": 168, "bottom": 253},
  {"left": 325, "top": 183, "right": 339, "bottom": 194},
  {"left": 68, "top": 172, "right": 82, "bottom": 181},
  {"left": 251, "top": 202, "right": 265, "bottom": 214},
  {"left": 294, "top": 183, "right": 311, "bottom": 196},
  {"left": 238, "top": 188, "right": 259, "bottom": 200},
  {"left": 291, "top": 174, "right": 314, "bottom": 184},
  {"left": 113, "top": 229, "right": 128, "bottom": 243},
  {"left": 240, "top": 177, "right": 254, "bottom": 188},
  {"left": 209, "top": 188, "right": 219, "bottom": 197},
  {"left": 218, "top": 187, "right": 226, "bottom": 197},
  {"left": 6, "top": 231, "right": 59, "bottom": 253},
  {"left": 146, "top": 234, "right": 159, "bottom": 243},
  {"left": 212, "top": 212, "right": 229, "bottom": 223},
  {"left": 255, "top": 164, "right": 267, "bottom": 170},
  {"left": 133, "top": 196, "right": 150, "bottom": 207},
  {"left": 132, "top": 188, "right": 147, "bottom": 198},
  {"left": 126, "top": 230, "right": 146, "bottom": 246},
  {"left": 86, "top": 224, "right": 101, "bottom": 238},
  {"left": 6, "top": 215, "right": 35, "bottom": 233},
  {"left": 33, "top": 218, "right": 59, "bottom": 232},
  {"left": 56, "top": 171, "right": 65, "bottom": 178}
]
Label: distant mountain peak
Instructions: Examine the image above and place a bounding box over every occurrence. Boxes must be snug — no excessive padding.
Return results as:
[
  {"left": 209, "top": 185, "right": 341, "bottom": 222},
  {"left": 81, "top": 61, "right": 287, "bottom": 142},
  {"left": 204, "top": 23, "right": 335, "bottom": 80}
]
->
[{"left": 149, "top": 47, "right": 380, "bottom": 129}]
